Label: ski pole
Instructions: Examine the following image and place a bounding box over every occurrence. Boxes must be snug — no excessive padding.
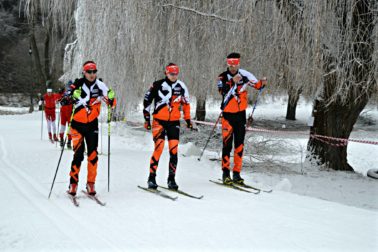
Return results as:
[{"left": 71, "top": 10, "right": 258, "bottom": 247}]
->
[
  {"left": 100, "top": 104, "right": 103, "bottom": 155},
  {"left": 247, "top": 87, "right": 263, "bottom": 127},
  {"left": 48, "top": 106, "right": 75, "bottom": 199},
  {"left": 41, "top": 104, "right": 44, "bottom": 140},
  {"left": 56, "top": 104, "right": 60, "bottom": 147},
  {"left": 197, "top": 112, "right": 222, "bottom": 161},
  {"left": 107, "top": 104, "right": 111, "bottom": 192}
]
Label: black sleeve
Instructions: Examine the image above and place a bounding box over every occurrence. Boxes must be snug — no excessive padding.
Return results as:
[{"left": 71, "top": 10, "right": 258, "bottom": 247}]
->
[
  {"left": 143, "top": 82, "right": 158, "bottom": 121},
  {"left": 217, "top": 73, "right": 226, "bottom": 95},
  {"left": 62, "top": 78, "right": 82, "bottom": 103},
  {"left": 218, "top": 72, "right": 232, "bottom": 96}
]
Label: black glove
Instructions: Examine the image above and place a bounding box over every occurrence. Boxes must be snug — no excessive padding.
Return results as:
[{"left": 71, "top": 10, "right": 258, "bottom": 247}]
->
[
  {"left": 60, "top": 97, "right": 68, "bottom": 106},
  {"left": 247, "top": 116, "right": 254, "bottom": 127},
  {"left": 186, "top": 119, "right": 193, "bottom": 130},
  {"left": 143, "top": 111, "right": 150, "bottom": 122},
  {"left": 144, "top": 121, "right": 151, "bottom": 130}
]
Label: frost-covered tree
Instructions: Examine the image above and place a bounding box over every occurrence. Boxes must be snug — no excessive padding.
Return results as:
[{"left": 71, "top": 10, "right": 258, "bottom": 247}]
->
[
  {"left": 62, "top": 0, "right": 271, "bottom": 119},
  {"left": 308, "top": 0, "right": 377, "bottom": 171},
  {"left": 277, "top": 0, "right": 377, "bottom": 171}
]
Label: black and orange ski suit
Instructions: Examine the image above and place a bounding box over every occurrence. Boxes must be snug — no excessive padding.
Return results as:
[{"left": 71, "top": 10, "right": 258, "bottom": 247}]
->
[
  {"left": 143, "top": 77, "right": 191, "bottom": 176},
  {"left": 217, "top": 68, "right": 259, "bottom": 173},
  {"left": 68, "top": 77, "right": 115, "bottom": 185}
]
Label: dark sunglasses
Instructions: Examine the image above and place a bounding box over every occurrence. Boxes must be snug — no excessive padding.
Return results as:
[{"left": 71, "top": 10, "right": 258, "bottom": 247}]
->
[
  {"left": 168, "top": 73, "right": 178, "bottom": 76},
  {"left": 86, "top": 70, "right": 97, "bottom": 74}
]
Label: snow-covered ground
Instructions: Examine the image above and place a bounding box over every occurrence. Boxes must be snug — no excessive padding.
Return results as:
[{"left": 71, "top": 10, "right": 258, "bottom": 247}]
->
[
  {"left": 0, "top": 106, "right": 30, "bottom": 114},
  {"left": 0, "top": 101, "right": 377, "bottom": 251}
]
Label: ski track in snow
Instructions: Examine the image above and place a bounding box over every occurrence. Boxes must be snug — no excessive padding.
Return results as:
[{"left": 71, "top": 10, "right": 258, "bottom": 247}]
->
[{"left": 0, "top": 135, "right": 122, "bottom": 251}]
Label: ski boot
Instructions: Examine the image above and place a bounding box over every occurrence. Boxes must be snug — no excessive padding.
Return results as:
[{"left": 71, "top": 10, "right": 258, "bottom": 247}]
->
[
  {"left": 147, "top": 173, "right": 158, "bottom": 189},
  {"left": 222, "top": 169, "right": 233, "bottom": 185},
  {"left": 232, "top": 171, "right": 244, "bottom": 186},
  {"left": 53, "top": 134, "right": 59, "bottom": 142},
  {"left": 60, "top": 138, "right": 64, "bottom": 148},
  {"left": 167, "top": 175, "right": 179, "bottom": 190},
  {"left": 86, "top": 182, "right": 96, "bottom": 196},
  {"left": 67, "top": 139, "right": 72, "bottom": 149},
  {"left": 68, "top": 183, "right": 78, "bottom": 196}
]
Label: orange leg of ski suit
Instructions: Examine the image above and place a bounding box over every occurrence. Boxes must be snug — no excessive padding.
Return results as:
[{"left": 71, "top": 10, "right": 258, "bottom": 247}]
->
[
  {"left": 149, "top": 119, "right": 180, "bottom": 176},
  {"left": 69, "top": 119, "right": 99, "bottom": 184},
  {"left": 221, "top": 111, "right": 246, "bottom": 173}
]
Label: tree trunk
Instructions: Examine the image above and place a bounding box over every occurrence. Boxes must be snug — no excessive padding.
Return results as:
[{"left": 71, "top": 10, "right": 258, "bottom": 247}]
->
[
  {"left": 286, "top": 87, "right": 301, "bottom": 120},
  {"left": 307, "top": 97, "right": 368, "bottom": 171},
  {"left": 195, "top": 97, "right": 206, "bottom": 121},
  {"left": 28, "top": 48, "right": 34, "bottom": 113},
  {"left": 43, "top": 27, "right": 51, "bottom": 82},
  {"left": 30, "top": 29, "right": 46, "bottom": 87},
  {"left": 29, "top": 93, "right": 34, "bottom": 113}
]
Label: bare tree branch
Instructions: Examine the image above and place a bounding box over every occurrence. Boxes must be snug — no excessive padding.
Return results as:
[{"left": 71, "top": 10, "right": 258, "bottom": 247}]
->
[{"left": 160, "top": 3, "right": 246, "bottom": 23}]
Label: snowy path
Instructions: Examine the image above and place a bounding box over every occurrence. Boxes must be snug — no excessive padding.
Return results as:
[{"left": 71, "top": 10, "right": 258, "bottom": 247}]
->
[{"left": 0, "top": 112, "right": 377, "bottom": 251}]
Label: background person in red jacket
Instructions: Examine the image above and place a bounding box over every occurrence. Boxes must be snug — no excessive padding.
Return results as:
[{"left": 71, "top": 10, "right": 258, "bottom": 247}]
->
[
  {"left": 39, "top": 88, "right": 60, "bottom": 142},
  {"left": 58, "top": 81, "right": 74, "bottom": 149}
]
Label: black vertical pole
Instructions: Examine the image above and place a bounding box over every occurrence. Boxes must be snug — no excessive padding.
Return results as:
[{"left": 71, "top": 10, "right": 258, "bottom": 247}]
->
[
  {"left": 197, "top": 112, "right": 222, "bottom": 161},
  {"left": 107, "top": 104, "right": 111, "bottom": 192},
  {"left": 41, "top": 104, "right": 44, "bottom": 140}
]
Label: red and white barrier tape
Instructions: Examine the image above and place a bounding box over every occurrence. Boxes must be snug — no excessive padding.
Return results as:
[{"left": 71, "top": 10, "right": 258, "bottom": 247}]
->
[{"left": 192, "top": 120, "right": 378, "bottom": 146}]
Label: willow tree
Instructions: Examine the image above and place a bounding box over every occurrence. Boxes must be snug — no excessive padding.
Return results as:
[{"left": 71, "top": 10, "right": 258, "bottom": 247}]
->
[
  {"left": 277, "top": 0, "right": 377, "bottom": 171},
  {"left": 275, "top": 0, "right": 306, "bottom": 120},
  {"left": 62, "top": 0, "right": 270, "bottom": 119},
  {"left": 310, "top": 0, "right": 377, "bottom": 171}
]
